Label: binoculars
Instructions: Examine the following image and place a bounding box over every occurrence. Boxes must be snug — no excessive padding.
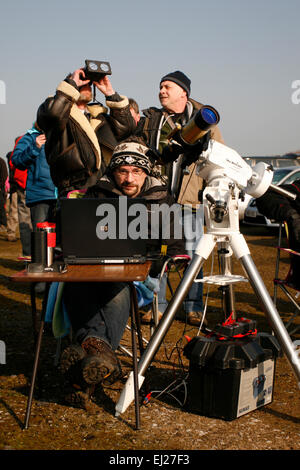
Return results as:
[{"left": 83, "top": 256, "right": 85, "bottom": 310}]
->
[{"left": 84, "top": 60, "right": 112, "bottom": 82}]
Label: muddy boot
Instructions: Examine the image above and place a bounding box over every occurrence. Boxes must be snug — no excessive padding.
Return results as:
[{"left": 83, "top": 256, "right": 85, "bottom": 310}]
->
[
  {"left": 60, "top": 344, "right": 95, "bottom": 409},
  {"left": 60, "top": 344, "right": 87, "bottom": 384},
  {"left": 81, "top": 337, "right": 122, "bottom": 386},
  {"left": 63, "top": 384, "right": 97, "bottom": 412},
  {"left": 187, "top": 311, "right": 208, "bottom": 327}
]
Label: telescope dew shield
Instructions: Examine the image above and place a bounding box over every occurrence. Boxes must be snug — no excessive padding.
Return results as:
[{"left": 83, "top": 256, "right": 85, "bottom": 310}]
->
[{"left": 180, "top": 105, "right": 220, "bottom": 145}]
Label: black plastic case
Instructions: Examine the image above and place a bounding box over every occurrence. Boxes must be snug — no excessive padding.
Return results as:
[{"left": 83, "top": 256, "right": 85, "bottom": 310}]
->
[{"left": 184, "top": 331, "right": 282, "bottom": 420}]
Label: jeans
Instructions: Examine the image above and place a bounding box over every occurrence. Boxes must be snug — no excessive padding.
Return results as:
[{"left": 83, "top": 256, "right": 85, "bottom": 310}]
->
[
  {"left": 63, "top": 282, "right": 130, "bottom": 351},
  {"left": 16, "top": 188, "right": 32, "bottom": 256},
  {"left": 6, "top": 191, "right": 18, "bottom": 238},
  {"left": 30, "top": 200, "right": 56, "bottom": 231},
  {"left": 158, "top": 205, "right": 204, "bottom": 314}
]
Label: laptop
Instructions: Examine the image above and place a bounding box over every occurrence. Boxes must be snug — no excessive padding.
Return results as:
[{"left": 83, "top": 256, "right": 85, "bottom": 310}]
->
[{"left": 60, "top": 197, "right": 149, "bottom": 264}]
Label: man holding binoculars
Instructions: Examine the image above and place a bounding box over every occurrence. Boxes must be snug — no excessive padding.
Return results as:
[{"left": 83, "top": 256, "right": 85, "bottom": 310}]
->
[
  {"left": 37, "top": 61, "right": 135, "bottom": 197},
  {"left": 137, "top": 70, "right": 224, "bottom": 326}
]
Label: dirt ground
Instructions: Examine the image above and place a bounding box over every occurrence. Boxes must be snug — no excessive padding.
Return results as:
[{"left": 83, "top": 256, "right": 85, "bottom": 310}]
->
[{"left": 0, "top": 224, "right": 299, "bottom": 454}]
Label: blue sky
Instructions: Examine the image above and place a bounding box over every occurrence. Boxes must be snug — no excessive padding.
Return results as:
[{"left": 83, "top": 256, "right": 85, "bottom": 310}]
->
[{"left": 0, "top": 0, "right": 299, "bottom": 161}]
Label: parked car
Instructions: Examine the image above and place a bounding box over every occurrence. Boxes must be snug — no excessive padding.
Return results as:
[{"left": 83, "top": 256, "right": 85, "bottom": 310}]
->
[
  {"left": 243, "top": 154, "right": 300, "bottom": 168},
  {"left": 243, "top": 166, "right": 300, "bottom": 227},
  {"left": 239, "top": 155, "right": 299, "bottom": 221}
]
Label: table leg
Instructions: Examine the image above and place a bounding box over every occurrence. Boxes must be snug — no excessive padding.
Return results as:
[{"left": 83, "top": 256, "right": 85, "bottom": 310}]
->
[
  {"left": 129, "top": 283, "right": 140, "bottom": 430},
  {"left": 24, "top": 282, "right": 50, "bottom": 429},
  {"left": 30, "top": 283, "right": 39, "bottom": 342}
]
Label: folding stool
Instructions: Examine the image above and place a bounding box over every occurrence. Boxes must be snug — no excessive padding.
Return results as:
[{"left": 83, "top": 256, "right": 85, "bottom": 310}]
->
[{"left": 273, "top": 223, "right": 300, "bottom": 335}]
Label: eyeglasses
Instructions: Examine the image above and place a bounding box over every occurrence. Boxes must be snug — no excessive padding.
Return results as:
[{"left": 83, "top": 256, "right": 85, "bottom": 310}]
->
[{"left": 115, "top": 168, "right": 145, "bottom": 177}]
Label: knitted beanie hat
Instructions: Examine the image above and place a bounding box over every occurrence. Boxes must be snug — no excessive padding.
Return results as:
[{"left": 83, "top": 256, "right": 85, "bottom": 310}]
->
[
  {"left": 108, "top": 141, "right": 153, "bottom": 175},
  {"left": 160, "top": 70, "right": 191, "bottom": 96}
]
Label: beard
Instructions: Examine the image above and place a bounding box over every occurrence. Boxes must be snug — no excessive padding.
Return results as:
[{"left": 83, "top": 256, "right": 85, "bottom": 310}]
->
[
  {"left": 120, "top": 183, "right": 140, "bottom": 197},
  {"left": 78, "top": 89, "right": 92, "bottom": 104}
]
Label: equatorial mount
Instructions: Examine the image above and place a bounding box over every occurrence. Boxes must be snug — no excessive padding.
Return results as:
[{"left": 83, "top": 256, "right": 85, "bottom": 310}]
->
[{"left": 115, "top": 140, "right": 300, "bottom": 417}]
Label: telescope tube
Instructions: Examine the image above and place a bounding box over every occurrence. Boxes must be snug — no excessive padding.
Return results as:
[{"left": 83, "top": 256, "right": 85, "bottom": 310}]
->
[{"left": 180, "top": 105, "right": 220, "bottom": 145}]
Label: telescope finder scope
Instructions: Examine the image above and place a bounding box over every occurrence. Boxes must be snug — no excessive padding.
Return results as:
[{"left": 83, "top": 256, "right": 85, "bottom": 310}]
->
[{"left": 180, "top": 105, "right": 220, "bottom": 145}]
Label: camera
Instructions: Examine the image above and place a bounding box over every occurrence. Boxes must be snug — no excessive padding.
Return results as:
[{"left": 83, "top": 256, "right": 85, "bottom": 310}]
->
[{"left": 83, "top": 60, "right": 112, "bottom": 81}]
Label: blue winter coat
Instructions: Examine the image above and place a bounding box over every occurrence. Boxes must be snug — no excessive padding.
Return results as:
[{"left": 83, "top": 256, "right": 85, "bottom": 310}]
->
[{"left": 11, "top": 127, "right": 57, "bottom": 205}]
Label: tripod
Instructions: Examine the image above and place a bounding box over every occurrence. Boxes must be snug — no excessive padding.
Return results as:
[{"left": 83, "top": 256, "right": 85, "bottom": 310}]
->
[{"left": 115, "top": 143, "right": 300, "bottom": 416}]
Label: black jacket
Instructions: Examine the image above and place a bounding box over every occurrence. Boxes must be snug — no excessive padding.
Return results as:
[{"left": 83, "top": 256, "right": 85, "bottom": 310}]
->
[
  {"left": 37, "top": 78, "right": 135, "bottom": 196},
  {"left": 256, "top": 180, "right": 300, "bottom": 288},
  {"left": 256, "top": 180, "right": 300, "bottom": 222},
  {"left": 0, "top": 157, "right": 8, "bottom": 188}
]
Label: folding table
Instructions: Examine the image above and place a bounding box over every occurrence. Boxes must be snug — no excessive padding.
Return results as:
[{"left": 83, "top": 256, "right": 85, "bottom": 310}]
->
[{"left": 11, "top": 262, "right": 152, "bottom": 430}]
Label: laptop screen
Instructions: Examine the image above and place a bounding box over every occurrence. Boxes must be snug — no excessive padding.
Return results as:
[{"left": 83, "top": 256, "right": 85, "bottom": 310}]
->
[{"left": 60, "top": 197, "right": 149, "bottom": 264}]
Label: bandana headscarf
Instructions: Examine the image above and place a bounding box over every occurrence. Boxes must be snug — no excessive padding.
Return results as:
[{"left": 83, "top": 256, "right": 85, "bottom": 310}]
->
[{"left": 108, "top": 141, "right": 153, "bottom": 174}]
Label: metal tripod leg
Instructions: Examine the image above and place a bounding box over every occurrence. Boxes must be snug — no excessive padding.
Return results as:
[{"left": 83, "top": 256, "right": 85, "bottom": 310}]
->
[
  {"left": 239, "top": 253, "right": 300, "bottom": 383},
  {"left": 115, "top": 250, "right": 209, "bottom": 416},
  {"left": 115, "top": 231, "right": 300, "bottom": 417},
  {"left": 229, "top": 231, "right": 300, "bottom": 383},
  {"left": 138, "top": 254, "right": 206, "bottom": 377},
  {"left": 128, "top": 282, "right": 145, "bottom": 430},
  {"left": 218, "top": 243, "right": 236, "bottom": 319}
]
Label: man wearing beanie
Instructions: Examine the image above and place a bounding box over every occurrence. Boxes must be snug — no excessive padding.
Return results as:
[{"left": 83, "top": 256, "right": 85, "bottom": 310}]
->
[
  {"left": 136, "top": 70, "right": 224, "bottom": 327},
  {"left": 60, "top": 136, "right": 185, "bottom": 409}
]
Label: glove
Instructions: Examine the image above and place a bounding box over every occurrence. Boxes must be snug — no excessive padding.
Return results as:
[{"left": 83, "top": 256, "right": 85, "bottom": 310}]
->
[
  {"left": 180, "top": 130, "right": 212, "bottom": 168},
  {"left": 161, "top": 142, "right": 183, "bottom": 163}
]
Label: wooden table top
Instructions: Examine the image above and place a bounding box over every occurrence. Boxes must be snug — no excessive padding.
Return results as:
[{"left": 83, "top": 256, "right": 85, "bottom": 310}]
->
[{"left": 10, "top": 261, "right": 152, "bottom": 283}]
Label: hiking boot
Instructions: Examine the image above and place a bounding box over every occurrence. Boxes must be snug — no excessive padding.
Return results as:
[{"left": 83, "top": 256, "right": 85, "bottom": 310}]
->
[
  {"left": 81, "top": 337, "right": 122, "bottom": 385},
  {"left": 80, "top": 354, "right": 118, "bottom": 385},
  {"left": 188, "top": 311, "right": 207, "bottom": 327},
  {"left": 60, "top": 344, "right": 87, "bottom": 384},
  {"left": 64, "top": 384, "right": 97, "bottom": 412},
  {"left": 140, "top": 310, "right": 163, "bottom": 324}
]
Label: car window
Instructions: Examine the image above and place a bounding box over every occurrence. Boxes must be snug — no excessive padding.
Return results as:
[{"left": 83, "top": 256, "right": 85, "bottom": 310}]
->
[
  {"left": 243, "top": 157, "right": 300, "bottom": 168},
  {"left": 276, "top": 159, "right": 300, "bottom": 167},
  {"left": 283, "top": 171, "right": 300, "bottom": 184},
  {"left": 272, "top": 169, "right": 292, "bottom": 184}
]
